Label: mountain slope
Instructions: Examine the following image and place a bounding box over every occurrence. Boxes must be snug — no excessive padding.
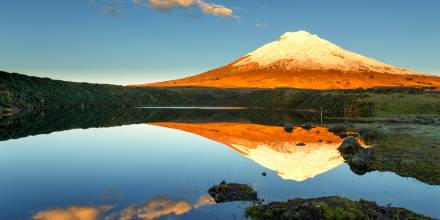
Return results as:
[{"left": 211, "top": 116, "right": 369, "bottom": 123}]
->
[{"left": 142, "top": 31, "right": 440, "bottom": 90}]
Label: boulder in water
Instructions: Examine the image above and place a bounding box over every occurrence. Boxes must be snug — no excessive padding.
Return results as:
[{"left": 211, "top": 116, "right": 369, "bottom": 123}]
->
[
  {"left": 301, "top": 122, "right": 314, "bottom": 130},
  {"left": 208, "top": 181, "right": 258, "bottom": 203},
  {"left": 283, "top": 123, "right": 293, "bottom": 133}
]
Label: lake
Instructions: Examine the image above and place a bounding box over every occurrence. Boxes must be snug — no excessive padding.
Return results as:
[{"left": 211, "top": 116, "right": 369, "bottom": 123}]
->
[{"left": 0, "top": 108, "right": 439, "bottom": 219}]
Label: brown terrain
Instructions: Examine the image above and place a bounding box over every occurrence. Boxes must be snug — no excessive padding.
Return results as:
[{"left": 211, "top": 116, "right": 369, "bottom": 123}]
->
[
  {"left": 142, "top": 61, "right": 440, "bottom": 90},
  {"left": 138, "top": 31, "right": 440, "bottom": 90}
]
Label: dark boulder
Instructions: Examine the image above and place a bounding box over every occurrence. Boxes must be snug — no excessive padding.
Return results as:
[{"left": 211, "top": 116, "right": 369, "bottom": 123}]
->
[
  {"left": 208, "top": 181, "right": 258, "bottom": 203},
  {"left": 339, "top": 136, "right": 374, "bottom": 175},
  {"left": 301, "top": 122, "right": 314, "bottom": 130},
  {"left": 338, "top": 136, "right": 363, "bottom": 155},
  {"left": 348, "top": 148, "right": 374, "bottom": 175},
  {"left": 283, "top": 123, "right": 293, "bottom": 133},
  {"left": 329, "top": 123, "right": 356, "bottom": 138},
  {"left": 328, "top": 124, "right": 347, "bottom": 134}
]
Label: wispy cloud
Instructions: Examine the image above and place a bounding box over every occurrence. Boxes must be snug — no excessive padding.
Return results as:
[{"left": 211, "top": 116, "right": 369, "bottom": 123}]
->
[
  {"left": 102, "top": 0, "right": 125, "bottom": 17},
  {"left": 88, "top": 0, "right": 238, "bottom": 19},
  {"left": 256, "top": 19, "right": 267, "bottom": 28},
  {"left": 148, "top": 0, "right": 238, "bottom": 18},
  {"left": 148, "top": 0, "right": 195, "bottom": 9},
  {"left": 198, "top": 1, "right": 236, "bottom": 18}
]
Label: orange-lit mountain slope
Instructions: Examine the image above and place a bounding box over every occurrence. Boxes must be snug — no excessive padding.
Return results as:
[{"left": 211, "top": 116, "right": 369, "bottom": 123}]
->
[
  {"left": 150, "top": 122, "right": 352, "bottom": 181},
  {"left": 141, "top": 31, "right": 440, "bottom": 90}
]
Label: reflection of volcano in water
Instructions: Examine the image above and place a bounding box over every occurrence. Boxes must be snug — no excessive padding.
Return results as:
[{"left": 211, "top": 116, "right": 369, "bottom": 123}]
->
[{"left": 151, "top": 122, "right": 345, "bottom": 181}]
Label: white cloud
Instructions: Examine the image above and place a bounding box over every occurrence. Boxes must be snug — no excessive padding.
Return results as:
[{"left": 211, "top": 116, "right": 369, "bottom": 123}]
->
[
  {"left": 148, "top": 0, "right": 196, "bottom": 9},
  {"left": 88, "top": 0, "right": 238, "bottom": 19},
  {"left": 197, "top": 1, "right": 236, "bottom": 18},
  {"left": 147, "top": 0, "right": 238, "bottom": 18}
]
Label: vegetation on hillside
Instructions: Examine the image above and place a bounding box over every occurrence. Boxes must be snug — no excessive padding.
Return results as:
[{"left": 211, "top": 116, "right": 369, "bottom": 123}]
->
[
  {"left": 2, "top": 71, "right": 440, "bottom": 117},
  {"left": 0, "top": 71, "right": 239, "bottom": 111}
]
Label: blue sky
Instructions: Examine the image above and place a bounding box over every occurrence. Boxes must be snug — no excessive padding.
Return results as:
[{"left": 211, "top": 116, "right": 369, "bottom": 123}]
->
[{"left": 1, "top": 0, "right": 439, "bottom": 85}]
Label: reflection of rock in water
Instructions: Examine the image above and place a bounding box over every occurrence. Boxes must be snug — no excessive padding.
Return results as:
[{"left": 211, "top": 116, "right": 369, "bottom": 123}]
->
[{"left": 150, "top": 122, "right": 346, "bottom": 181}]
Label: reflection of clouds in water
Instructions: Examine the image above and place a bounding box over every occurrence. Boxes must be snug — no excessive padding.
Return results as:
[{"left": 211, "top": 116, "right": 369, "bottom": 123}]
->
[
  {"left": 34, "top": 195, "right": 215, "bottom": 220},
  {"left": 32, "top": 205, "right": 113, "bottom": 220},
  {"left": 110, "top": 195, "right": 215, "bottom": 220},
  {"left": 193, "top": 195, "right": 215, "bottom": 208}
]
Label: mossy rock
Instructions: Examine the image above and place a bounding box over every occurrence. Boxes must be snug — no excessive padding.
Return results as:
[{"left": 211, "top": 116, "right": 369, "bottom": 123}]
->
[
  {"left": 338, "top": 136, "right": 363, "bottom": 155},
  {"left": 208, "top": 181, "right": 258, "bottom": 203},
  {"left": 338, "top": 136, "right": 375, "bottom": 175},
  {"left": 245, "top": 196, "right": 433, "bottom": 220}
]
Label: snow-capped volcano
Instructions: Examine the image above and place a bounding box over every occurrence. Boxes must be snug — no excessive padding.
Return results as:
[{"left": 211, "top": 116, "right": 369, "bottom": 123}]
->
[
  {"left": 233, "top": 31, "right": 417, "bottom": 74},
  {"left": 142, "top": 30, "right": 440, "bottom": 89}
]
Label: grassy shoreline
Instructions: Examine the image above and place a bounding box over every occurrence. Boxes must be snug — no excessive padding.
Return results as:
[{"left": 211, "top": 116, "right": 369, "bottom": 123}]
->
[{"left": 2, "top": 70, "right": 440, "bottom": 118}]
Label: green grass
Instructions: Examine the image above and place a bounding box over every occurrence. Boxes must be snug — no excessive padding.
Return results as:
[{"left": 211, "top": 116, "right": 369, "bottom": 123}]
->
[
  {"left": 367, "top": 93, "right": 440, "bottom": 117},
  {"left": 369, "top": 134, "right": 440, "bottom": 185},
  {"left": 3, "top": 70, "right": 440, "bottom": 117},
  {"left": 245, "top": 196, "right": 433, "bottom": 220},
  {"left": 0, "top": 71, "right": 373, "bottom": 117},
  {"left": 338, "top": 123, "right": 440, "bottom": 185}
]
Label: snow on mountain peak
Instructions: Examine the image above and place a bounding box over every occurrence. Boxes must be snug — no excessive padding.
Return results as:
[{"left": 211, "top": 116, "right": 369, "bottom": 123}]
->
[
  {"left": 233, "top": 30, "right": 420, "bottom": 75},
  {"left": 279, "top": 30, "right": 318, "bottom": 40}
]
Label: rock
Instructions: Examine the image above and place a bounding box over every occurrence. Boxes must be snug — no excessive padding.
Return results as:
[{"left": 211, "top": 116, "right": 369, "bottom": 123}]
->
[
  {"left": 338, "top": 137, "right": 374, "bottom": 175},
  {"left": 328, "top": 124, "right": 347, "bottom": 134},
  {"left": 261, "top": 172, "right": 267, "bottom": 177},
  {"left": 337, "top": 132, "right": 350, "bottom": 138},
  {"left": 338, "top": 136, "right": 363, "bottom": 154},
  {"left": 358, "top": 128, "right": 384, "bottom": 143},
  {"left": 208, "top": 181, "right": 258, "bottom": 203},
  {"left": 328, "top": 123, "right": 357, "bottom": 138},
  {"left": 348, "top": 148, "right": 374, "bottom": 175},
  {"left": 283, "top": 123, "right": 293, "bottom": 133},
  {"left": 301, "top": 122, "right": 314, "bottom": 130}
]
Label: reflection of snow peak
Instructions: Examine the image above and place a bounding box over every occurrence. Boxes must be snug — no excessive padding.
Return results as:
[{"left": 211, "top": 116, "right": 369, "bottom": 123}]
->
[
  {"left": 232, "top": 143, "right": 343, "bottom": 181},
  {"left": 150, "top": 122, "right": 346, "bottom": 181}
]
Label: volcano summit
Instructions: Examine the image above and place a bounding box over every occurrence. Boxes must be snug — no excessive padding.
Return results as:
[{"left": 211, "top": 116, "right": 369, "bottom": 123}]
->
[{"left": 143, "top": 31, "right": 440, "bottom": 90}]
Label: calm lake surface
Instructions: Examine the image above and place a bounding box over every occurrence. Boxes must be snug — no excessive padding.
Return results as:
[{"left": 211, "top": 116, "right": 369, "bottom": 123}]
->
[{"left": 0, "top": 108, "right": 439, "bottom": 219}]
